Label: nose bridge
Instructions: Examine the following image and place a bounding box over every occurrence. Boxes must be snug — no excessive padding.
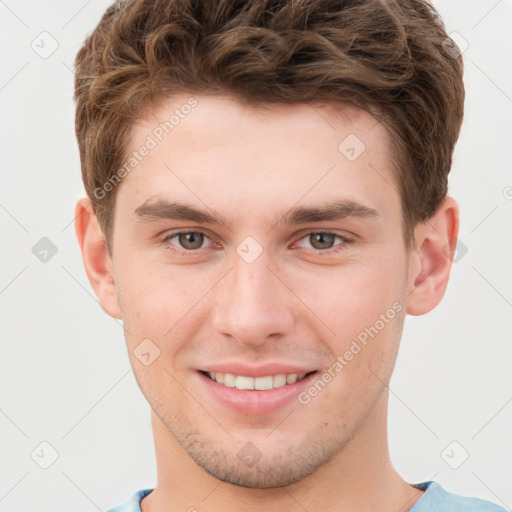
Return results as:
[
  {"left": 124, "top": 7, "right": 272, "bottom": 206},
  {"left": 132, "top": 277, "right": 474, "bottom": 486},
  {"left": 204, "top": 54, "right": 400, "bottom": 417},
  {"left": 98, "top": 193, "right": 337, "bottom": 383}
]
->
[{"left": 211, "top": 247, "right": 294, "bottom": 345}]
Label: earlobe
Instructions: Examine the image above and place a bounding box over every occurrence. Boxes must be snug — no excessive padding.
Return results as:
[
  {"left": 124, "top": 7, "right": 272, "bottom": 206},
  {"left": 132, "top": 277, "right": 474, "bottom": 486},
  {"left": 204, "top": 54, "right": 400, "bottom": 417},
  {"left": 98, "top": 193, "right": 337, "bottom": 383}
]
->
[
  {"left": 405, "top": 197, "right": 460, "bottom": 316},
  {"left": 74, "top": 198, "right": 122, "bottom": 319}
]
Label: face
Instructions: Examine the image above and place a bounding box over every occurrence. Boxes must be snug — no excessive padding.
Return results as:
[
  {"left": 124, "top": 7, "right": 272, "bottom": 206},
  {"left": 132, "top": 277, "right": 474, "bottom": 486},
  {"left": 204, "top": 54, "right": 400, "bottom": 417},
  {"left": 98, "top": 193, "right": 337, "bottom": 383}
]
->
[{"left": 109, "top": 94, "right": 411, "bottom": 487}]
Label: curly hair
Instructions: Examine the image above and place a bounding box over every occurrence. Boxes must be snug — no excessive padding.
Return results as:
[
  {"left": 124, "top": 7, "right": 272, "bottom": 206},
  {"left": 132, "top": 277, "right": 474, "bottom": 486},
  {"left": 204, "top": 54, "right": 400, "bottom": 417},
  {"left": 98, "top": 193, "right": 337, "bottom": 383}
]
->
[{"left": 74, "top": 0, "right": 464, "bottom": 252}]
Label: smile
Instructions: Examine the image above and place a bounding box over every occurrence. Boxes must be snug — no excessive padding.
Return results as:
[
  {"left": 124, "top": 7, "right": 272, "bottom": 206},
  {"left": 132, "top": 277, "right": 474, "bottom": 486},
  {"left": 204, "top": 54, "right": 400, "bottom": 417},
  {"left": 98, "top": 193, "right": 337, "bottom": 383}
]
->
[{"left": 205, "top": 371, "right": 313, "bottom": 390}]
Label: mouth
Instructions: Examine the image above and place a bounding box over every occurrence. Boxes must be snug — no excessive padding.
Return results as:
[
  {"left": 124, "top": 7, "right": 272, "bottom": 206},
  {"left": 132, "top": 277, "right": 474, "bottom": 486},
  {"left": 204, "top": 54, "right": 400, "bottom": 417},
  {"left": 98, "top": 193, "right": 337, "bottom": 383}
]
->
[
  {"left": 200, "top": 370, "right": 317, "bottom": 391},
  {"left": 197, "top": 365, "right": 320, "bottom": 415}
]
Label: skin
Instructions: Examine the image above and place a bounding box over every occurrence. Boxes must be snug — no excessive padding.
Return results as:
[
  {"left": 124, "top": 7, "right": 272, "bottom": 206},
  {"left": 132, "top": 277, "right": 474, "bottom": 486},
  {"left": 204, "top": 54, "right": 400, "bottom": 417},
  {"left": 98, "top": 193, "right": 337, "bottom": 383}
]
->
[{"left": 76, "top": 93, "right": 459, "bottom": 512}]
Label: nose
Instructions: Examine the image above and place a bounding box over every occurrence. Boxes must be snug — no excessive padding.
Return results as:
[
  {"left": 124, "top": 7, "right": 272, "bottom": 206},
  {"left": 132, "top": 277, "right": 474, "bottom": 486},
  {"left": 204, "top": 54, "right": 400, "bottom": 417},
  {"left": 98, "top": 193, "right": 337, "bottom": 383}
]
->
[{"left": 211, "top": 249, "right": 295, "bottom": 348}]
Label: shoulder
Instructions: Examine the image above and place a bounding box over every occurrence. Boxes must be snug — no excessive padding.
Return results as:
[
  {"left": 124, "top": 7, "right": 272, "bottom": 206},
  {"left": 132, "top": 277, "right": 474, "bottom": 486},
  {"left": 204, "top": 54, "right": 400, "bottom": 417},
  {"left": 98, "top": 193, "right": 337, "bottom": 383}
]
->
[
  {"left": 411, "top": 481, "right": 508, "bottom": 512},
  {"left": 106, "top": 489, "right": 154, "bottom": 512}
]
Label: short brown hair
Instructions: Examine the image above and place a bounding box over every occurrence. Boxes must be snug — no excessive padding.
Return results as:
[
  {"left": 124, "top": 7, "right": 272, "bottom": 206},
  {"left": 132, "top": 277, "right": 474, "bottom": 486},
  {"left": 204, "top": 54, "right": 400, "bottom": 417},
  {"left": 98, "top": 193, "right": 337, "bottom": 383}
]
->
[{"left": 74, "top": 0, "right": 464, "bottom": 252}]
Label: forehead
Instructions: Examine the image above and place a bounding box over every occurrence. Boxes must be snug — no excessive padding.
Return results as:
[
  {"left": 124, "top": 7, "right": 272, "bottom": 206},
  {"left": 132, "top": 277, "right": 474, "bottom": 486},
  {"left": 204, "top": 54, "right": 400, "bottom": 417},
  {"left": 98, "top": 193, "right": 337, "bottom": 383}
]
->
[
  {"left": 117, "top": 93, "right": 399, "bottom": 225},
  {"left": 134, "top": 93, "right": 387, "bottom": 151}
]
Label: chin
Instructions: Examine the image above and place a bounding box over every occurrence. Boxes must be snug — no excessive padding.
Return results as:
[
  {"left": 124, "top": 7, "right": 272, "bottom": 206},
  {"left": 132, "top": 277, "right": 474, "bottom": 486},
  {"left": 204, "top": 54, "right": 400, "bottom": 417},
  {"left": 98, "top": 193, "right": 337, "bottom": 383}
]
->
[{"left": 194, "top": 456, "right": 317, "bottom": 489}]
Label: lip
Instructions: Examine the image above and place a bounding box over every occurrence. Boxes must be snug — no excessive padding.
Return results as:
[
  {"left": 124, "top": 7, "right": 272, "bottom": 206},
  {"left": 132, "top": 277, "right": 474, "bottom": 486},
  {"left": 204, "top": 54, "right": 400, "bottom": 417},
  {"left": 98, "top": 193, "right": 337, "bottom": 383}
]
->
[
  {"left": 197, "top": 369, "right": 318, "bottom": 415},
  {"left": 200, "top": 362, "right": 316, "bottom": 378}
]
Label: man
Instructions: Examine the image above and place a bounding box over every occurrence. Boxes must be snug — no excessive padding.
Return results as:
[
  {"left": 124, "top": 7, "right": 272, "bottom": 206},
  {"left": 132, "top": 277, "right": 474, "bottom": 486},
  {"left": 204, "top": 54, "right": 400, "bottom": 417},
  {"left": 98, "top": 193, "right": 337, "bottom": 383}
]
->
[{"left": 73, "top": 0, "right": 506, "bottom": 511}]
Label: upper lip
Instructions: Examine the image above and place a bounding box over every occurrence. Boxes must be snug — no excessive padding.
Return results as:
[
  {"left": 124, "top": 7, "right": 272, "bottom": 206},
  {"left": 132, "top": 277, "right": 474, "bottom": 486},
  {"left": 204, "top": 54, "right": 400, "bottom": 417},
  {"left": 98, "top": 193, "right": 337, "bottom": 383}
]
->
[{"left": 199, "top": 362, "right": 317, "bottom": 378}]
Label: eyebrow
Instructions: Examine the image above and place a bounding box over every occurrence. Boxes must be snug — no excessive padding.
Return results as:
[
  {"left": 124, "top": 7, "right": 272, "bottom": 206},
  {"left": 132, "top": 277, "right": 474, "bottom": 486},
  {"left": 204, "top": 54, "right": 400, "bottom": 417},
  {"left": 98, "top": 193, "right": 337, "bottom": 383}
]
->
[{"left": 134, "top": 198, "right": 380, "bottom": 228}]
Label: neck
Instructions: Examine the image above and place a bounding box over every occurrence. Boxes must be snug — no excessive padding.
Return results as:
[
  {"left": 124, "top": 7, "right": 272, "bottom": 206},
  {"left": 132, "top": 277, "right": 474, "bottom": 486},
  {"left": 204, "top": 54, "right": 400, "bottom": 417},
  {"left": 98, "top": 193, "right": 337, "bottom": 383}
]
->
[{"left": 141, "top": 394, "right": 423, "bottom": 512}]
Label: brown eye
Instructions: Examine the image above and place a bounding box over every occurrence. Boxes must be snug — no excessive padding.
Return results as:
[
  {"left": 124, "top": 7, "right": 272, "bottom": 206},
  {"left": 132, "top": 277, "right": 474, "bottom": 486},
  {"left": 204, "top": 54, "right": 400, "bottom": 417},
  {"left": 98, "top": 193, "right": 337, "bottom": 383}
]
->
[
  {"left": 177, "top": 232, "right": 204, "bottom": 250},
  {"left": 162, "top": 230, "right": 216, "bottom": 256},
  {"left": 295, "top": 231, "right": 352, "bottom": 254},
  {"left": 308, "top": 232, "right": 336, "bottom": 250}
]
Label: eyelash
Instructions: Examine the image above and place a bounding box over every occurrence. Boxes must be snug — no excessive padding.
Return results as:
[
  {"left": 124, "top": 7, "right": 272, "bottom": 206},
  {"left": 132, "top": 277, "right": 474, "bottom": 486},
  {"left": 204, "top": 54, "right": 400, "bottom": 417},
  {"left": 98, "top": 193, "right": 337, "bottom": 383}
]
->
[{"left": 160, "top": 230, "right": 354, "bottom": 256}]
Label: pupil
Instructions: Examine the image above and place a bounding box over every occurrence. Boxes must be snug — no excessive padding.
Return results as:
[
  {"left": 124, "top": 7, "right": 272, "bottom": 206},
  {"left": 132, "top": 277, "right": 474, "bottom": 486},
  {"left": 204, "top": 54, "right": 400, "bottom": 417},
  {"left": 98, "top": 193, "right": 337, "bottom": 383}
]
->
[
  {"left": 311, "top": 233, "right": 334, "bottom": 250},
  {"left": 179, "top": 232, "right": 203, "bottom": 249}
]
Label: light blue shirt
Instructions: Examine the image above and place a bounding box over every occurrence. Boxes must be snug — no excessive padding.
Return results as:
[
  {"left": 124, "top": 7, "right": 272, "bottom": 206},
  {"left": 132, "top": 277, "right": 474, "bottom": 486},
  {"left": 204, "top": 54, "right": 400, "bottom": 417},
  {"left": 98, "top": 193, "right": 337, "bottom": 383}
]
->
[{"left": 107, "top": 481, "right": 508, "bottom": 512}]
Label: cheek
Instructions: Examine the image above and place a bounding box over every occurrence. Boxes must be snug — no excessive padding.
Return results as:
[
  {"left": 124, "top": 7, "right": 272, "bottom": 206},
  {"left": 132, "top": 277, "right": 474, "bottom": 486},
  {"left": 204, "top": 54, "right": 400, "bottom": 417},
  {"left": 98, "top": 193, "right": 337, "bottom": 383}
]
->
[
  {"left": 116, "top": 257, "right": 182, "bottom": 315},
  {"left": 116, "top": 260, "right": 218, "bottom": 362},
  {"left": 293, "top": 257, "right": 405, "bottom": 333},
  {"left": 290, "top": 252, "right": 407, "bottom": 389},
  {"left": 116, "top": 238, "right": 407, "bottom": 351}
]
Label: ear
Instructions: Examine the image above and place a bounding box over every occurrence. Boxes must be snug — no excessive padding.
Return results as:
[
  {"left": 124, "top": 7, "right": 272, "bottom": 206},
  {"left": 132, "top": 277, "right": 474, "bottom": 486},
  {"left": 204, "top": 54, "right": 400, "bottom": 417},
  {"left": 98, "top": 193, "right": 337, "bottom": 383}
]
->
[
  {"left": 405, "top": 196, "right": 460, "bottom": 316},
  {"left": 74, "top": 197, "right": 122, "bottom": 319}
]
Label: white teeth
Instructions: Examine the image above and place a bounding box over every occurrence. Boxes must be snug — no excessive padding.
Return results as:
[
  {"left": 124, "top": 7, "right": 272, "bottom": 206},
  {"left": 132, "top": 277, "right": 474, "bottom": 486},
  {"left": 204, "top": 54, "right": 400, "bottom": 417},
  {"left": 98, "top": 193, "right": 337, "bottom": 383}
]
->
[
  {"left": 235, "top": 375, "right": 254, "bottom": 390},
  {"left": 223, "top": 373, "right": 236, "bottom": 387},
  {"left": 273, "top": 373, "right": 287, "bottom": 388},
  {"left": 207, "top": 371, "right": 311, "bottom": 390},
  {"left": 254, "top": 376, "right": 273, "bottom": 390},
  {"left": 286, "top": 374, "right": 298, "bottom": 384}
]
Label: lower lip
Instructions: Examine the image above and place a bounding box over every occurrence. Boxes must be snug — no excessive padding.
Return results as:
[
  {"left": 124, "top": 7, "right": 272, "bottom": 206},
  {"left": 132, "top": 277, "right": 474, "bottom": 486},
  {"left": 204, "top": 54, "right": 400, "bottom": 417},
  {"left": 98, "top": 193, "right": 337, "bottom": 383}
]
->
[{"left": 197, "top": 371, "right": 318, "bottom": 415}]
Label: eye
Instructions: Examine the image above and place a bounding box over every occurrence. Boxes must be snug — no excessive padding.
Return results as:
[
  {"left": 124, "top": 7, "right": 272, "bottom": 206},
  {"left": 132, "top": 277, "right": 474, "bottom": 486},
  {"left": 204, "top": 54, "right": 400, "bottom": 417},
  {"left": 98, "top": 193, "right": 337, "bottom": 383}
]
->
[
  {"left": 162, "top": 231, "right": 213, "bottom": 253},
  {"left": 296, "top": 231, "right": 352, "bottom": 253},
  {"left": 160, "top": 229, "right": 353, "bottom": 256}
]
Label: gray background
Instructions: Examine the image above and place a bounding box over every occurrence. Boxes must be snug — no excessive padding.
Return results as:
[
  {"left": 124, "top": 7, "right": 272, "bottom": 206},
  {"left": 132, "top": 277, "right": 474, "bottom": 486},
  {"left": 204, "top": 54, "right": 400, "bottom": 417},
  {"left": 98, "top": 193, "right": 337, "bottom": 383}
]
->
[{"left": 0, "top": 0, "right": 511, "bottom": 510}]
